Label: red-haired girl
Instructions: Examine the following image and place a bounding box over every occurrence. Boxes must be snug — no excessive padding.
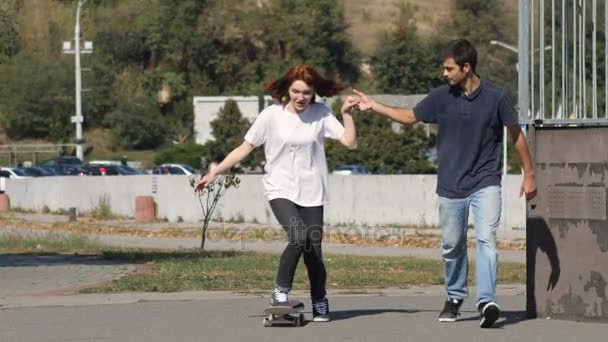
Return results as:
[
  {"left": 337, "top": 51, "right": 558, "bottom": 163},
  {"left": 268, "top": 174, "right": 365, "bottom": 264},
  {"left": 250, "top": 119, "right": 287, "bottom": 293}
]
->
[{"left": 196, "top": 64, "right": 359, "bottom": 322}]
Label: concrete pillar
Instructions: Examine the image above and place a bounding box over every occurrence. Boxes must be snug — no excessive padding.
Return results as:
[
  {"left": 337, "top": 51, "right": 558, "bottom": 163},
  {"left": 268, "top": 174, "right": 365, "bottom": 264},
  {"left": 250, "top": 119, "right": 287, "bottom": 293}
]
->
[{"left": 0, "top": 194, "right": 9, "bottom": 212}]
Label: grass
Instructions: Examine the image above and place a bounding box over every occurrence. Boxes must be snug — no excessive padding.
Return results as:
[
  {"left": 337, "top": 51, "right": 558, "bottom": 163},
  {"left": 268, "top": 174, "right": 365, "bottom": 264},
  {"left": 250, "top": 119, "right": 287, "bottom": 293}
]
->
[
  {"left": 1, "top": 233, "right": 526, "bottom": 294},
  {"left": 0, "top": 232, "right": 106, "bottom": 253},
  {"left": 90, "top": 195, "right": 117, "bottom": 220},
  {"left": 87, "top": 251, "right": 525, "bottom": 293}
]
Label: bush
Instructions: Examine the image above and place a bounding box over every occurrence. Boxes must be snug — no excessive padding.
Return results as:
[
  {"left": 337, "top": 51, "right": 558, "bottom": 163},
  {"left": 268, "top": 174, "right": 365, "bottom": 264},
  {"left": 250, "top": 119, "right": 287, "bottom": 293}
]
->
[{"left": 154, "top": 144, "right": 208, "bottom": 171}]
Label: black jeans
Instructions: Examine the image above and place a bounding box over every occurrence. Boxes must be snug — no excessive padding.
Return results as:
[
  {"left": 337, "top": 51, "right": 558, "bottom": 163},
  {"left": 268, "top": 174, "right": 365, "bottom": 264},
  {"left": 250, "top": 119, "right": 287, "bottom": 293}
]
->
[{"left": 269, "top": 198, "right": 326, "bottom": 301}]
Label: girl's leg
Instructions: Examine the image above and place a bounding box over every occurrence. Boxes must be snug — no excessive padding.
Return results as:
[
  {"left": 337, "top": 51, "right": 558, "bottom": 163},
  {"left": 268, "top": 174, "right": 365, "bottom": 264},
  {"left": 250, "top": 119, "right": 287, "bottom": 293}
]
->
[{"left": 269, "top": 198, "right": 307, "bottom": 299}]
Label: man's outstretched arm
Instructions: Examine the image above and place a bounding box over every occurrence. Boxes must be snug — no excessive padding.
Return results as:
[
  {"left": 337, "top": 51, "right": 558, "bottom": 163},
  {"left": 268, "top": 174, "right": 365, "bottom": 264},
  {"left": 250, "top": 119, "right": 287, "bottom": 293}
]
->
[{"left": 353, "top": 89, "right": 419, "bottom": 125}]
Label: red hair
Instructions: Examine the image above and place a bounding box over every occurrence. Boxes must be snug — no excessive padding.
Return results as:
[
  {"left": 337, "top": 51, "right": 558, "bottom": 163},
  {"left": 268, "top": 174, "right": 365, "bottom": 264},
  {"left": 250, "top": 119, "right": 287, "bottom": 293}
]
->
[{"left": 263, "top": 64, "right": 345, "bottom": 103}]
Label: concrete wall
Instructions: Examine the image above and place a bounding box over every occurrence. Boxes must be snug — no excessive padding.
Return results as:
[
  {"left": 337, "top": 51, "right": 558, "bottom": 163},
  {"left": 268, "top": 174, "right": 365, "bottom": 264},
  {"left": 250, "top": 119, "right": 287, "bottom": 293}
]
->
[{"left": 5, "top": 175, "right": 526, "bottom": 229}]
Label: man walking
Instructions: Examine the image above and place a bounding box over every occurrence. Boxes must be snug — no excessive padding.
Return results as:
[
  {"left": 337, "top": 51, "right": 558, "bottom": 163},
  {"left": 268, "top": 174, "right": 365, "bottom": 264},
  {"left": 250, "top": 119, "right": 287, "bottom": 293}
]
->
[{"left": 352, "top": 39, "right": 537, "bottom": 328}]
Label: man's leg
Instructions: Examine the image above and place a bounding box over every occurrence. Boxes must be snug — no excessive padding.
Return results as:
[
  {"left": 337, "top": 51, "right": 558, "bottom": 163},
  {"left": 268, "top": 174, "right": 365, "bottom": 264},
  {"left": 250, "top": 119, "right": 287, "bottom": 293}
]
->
[
  {"left": 438, "top": 196, "right": 469, "bottom": 321},
  {"left": 470, "top": 185, "right": 502, "bottom": 328}
]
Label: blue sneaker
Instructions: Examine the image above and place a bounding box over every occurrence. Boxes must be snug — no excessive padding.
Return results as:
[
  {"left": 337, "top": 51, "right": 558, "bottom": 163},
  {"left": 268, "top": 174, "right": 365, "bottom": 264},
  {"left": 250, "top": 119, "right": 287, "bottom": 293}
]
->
[{"left": 312, "top": 298, "right": 330, "bottom": 322}]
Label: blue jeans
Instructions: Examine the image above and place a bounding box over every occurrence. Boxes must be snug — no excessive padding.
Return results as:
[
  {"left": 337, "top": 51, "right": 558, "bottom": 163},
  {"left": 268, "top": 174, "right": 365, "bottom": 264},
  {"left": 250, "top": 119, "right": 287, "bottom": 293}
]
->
[{"left": 439, "top": 185, "right": 501, "bottom": 305}]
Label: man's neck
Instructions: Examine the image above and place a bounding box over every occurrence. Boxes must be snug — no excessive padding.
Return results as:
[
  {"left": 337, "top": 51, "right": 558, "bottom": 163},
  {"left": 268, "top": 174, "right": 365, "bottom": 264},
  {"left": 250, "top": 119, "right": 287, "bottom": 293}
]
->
[{"left": 460, "top": 74, "right": 480, "bottom": 96}]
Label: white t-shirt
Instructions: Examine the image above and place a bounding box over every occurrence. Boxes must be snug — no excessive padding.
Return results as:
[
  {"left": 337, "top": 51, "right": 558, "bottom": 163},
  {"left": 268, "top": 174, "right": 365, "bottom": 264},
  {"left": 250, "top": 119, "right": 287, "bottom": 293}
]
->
[{"left": 244, "top": 103, "right": 345, "bottom": 206}]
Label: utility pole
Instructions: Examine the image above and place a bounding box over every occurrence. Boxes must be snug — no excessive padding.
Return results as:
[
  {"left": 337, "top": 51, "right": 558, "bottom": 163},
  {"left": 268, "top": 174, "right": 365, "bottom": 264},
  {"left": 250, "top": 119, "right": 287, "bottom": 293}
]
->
[{"left": 62, "top": 0, "right": 92, "bottom": 161}]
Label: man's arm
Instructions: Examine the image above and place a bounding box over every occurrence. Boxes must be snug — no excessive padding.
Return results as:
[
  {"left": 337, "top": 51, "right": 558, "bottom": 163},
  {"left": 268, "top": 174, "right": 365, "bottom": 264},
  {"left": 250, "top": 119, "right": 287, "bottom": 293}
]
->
[
  {"left": 508, "top": 125, "right": 537, "bottom": 200},
  {"left": 353, "top": 89, "right": 419, "bottom": 125}
]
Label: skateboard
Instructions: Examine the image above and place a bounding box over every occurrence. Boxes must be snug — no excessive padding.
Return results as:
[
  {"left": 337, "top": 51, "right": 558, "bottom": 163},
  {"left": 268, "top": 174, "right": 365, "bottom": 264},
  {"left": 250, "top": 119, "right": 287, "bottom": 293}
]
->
[{"left": 263, "top": 300, "right": 305, "bottom": 327}]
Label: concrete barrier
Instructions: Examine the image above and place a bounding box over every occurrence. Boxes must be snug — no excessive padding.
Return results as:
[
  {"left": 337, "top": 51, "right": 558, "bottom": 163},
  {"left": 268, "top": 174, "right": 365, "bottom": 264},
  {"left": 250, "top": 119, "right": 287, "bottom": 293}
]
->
[{"left": 4, "top": 175, "right": 527, "bottom": 229}]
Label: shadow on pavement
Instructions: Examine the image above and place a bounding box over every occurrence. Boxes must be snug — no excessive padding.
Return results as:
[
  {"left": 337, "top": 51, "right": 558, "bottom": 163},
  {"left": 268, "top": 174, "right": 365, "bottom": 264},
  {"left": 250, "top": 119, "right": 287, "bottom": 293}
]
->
[
  {"left": 456, "top": 310, "right": 529, "bottom": 328},
  {"left": 0, "top": 250, "right": 244, "bottom": 267},
  {"left": 331, "top": 308, "right": 421, "bottom": 321}
]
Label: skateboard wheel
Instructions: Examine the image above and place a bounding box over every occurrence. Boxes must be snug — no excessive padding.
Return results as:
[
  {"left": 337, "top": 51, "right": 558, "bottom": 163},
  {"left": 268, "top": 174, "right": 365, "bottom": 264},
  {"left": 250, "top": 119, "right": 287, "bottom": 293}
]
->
[{"left": 263, "top": 317, "right": 271, "bottom": 327}]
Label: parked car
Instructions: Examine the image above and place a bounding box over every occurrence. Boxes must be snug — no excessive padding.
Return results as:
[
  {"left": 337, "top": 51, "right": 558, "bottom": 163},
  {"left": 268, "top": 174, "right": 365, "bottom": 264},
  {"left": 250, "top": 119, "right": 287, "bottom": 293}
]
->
[
  {"left": 332, "top": 165, "right": 371, "bottom": 175},
  {"left": 88, "top": 160, "right": 122, "bottom": 166},
  {"left": 83, "top": 164, "right": 143, "bottom": 176},
  {"left": 160, "top": 163, "right": 197, "bottom": 175},
  {"left": 52, "top": 165, "right": 88, "bottom": 176},
  {"left": 19, "top": 167, "right": 57, "bottom": 177},
  {"left": 0, "top": 167, "right": 33, "bottom": 179},
  {"left": 39, "top": 156, "right": 84, "bottom": 167}
]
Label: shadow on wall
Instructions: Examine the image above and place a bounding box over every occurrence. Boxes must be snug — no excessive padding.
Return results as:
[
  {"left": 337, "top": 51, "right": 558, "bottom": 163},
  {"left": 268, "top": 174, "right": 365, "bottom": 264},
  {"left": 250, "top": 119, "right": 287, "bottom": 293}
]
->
[{"left": 526, "top": 216, "right": 561, "bottom": 318}]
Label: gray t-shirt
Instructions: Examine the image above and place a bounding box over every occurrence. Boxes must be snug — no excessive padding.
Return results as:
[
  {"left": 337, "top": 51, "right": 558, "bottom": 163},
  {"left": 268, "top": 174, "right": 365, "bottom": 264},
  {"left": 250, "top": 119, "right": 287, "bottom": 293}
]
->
[
  {"left": 245, "top": 103, "right": 345, "bottom": 206},
  {"left": 414, "top": 80, "right": 518, "bottom": 198}
]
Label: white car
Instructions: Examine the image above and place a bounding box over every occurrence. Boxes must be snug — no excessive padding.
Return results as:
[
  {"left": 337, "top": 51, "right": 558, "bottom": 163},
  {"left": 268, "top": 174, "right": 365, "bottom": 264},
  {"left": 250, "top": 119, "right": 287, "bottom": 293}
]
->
[
  {"left": 332, "top": 165, "right": 371, "bottom": 175},
  {"left": 159, "top": 163, "right": 198, "bottom": 175},
  {"left": 0, "top": 167, "right": 33, "bottom": 179},
  {"left": 0, "top": 167, "right": 32, "bottom": 193}
]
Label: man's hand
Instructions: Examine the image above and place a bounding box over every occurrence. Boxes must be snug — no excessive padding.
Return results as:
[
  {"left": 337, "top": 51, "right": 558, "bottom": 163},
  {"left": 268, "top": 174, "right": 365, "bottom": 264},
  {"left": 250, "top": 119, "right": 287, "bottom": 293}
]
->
[
  {"left": 352, "top": 89, "right": 376, "bottom": 111},
  {"left": 520, "top": 173, "right": 537, "bottom": 200}
]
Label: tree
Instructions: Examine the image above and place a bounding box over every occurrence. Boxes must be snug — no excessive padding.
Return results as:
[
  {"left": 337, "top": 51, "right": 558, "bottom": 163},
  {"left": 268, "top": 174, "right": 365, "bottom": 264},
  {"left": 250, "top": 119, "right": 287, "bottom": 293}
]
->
[
  {"left": 0, "top": 2, "right": 19, "bottom": 64},
  {"left": 154, "top": 143, "right": 208, "bottom": 170},
  {"left": 0, "top": 53, "right": 74, "bottom": 141},
  {"left": 325, "top": 99, "right": 435, "bottom": 174},
  {"left": 103, "top": 96, "right": 167, "bottom": 149},
  {"left": 256, "top": 0, "right": 361, "bottom": 84},
  {"left": 204, "top": 100, "right": 264, "bottom": 170},
  {"left": 369, "top": 3, "right": 444, "bottom": 94},
  {"left": 190, "top": 173, "right": 240, "bottom": 250}
]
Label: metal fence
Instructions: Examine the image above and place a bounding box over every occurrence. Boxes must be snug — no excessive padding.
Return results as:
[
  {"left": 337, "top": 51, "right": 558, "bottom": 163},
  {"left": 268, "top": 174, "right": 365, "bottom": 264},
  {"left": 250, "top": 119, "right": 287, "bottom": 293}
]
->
[
  {"left": 520, "top": 0, "right": 608, "bottom": 323},
  {"left": 519, "top": 0, "right": 608, "bottom": 125},
  {"left": 0, "top": 144, "right": 77, "bottom": 167}
]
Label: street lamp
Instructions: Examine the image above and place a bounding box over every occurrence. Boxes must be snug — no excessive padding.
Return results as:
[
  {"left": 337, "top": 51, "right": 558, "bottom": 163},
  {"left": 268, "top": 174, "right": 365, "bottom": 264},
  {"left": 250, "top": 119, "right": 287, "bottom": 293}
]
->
[
  {"left": 490, "top": 40, "right": 551, "bottom": 71},
  {"left": 62, "top": 0, "right": 92, "bottom": 161}
]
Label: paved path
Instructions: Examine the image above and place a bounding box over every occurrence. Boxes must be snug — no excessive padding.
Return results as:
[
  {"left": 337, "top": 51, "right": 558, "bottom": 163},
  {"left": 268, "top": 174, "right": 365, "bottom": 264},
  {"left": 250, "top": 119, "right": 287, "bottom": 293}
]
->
[
  {"left": 1, "top": 214, "right": 605, "bottom": 340},
  {"left": 2, "top": 293, "right": 607, "bottom": 342}
]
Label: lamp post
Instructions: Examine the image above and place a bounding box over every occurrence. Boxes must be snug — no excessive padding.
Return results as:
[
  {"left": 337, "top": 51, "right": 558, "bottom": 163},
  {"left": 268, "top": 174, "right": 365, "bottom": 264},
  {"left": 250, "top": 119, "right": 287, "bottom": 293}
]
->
[
  {"left": 489, "top": 39, "right": 551, "bottom": 230},
  {"left": 62, "top": 0, "right": 92, "bottom": 161}
]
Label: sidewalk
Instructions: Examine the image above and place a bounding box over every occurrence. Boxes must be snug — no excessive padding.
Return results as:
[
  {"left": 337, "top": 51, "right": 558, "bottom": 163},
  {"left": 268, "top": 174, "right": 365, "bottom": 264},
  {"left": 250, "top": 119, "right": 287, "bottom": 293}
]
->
[{"left": 2, "top": 213, "right": 606, "bottom": 341}]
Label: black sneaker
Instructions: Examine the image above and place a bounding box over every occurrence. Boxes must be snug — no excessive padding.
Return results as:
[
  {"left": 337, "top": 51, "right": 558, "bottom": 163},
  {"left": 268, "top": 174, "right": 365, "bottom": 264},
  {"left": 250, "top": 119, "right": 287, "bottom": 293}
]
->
[
  {"left": 312, "top": 298, "right": 330, "bottom": 322},
  {"left": 438, "top": 298, "right": 463, "bottom": 322},
  {"left": 478, "top": 301, "right": 501, "bottom": 328}
]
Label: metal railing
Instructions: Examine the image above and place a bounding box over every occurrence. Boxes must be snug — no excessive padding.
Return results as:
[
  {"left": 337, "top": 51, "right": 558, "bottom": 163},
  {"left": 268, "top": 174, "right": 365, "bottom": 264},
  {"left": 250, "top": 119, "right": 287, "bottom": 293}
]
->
[
  {"left": 0, "top": 144, "right": 77, "bottom": 167},
  {"left": 519, "top": 0, "right": 608, "bottom": 125}
]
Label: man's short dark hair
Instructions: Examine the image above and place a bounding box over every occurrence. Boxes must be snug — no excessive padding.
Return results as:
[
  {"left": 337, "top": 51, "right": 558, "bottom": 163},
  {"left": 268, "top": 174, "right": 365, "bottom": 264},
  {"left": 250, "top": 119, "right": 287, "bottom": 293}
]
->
[{"left": 441, "top": 39, "right": 477, "bottom": 72}]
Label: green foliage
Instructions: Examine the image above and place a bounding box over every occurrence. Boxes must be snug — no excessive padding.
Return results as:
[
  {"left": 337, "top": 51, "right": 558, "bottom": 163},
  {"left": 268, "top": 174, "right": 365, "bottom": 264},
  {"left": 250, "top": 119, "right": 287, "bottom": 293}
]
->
[
  {"left": 0, "top": 2, "right": 19, "bottom": 64},
  {"left": 326, "top": 99, "right": 435, "bottom": 174},
  {"left": 103, "top": 96, "right": 166, "bottom": 150},
  {"left": 369, "top": 3, "right": 444, "bottom": 94},
  {"left": 154, "top": 144, "right": 208, "bottom": 171},
  {"left": 91, "top": 195, "right": 116, "bottom": 220},
  {"left": 204, "top": 100, "right": 249, "bottom": 162},
  {"left": 203, "top": 100, "right": 264, "bottom": 170},
  {"left": 164, "top": 100, "right": 195, "bottom": 145},
  {"left": 258, "top": 0, "right": 361, "bottom": 84},
  {"left": 0, "top": 53, "right": 74, "bottom": 141}
]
